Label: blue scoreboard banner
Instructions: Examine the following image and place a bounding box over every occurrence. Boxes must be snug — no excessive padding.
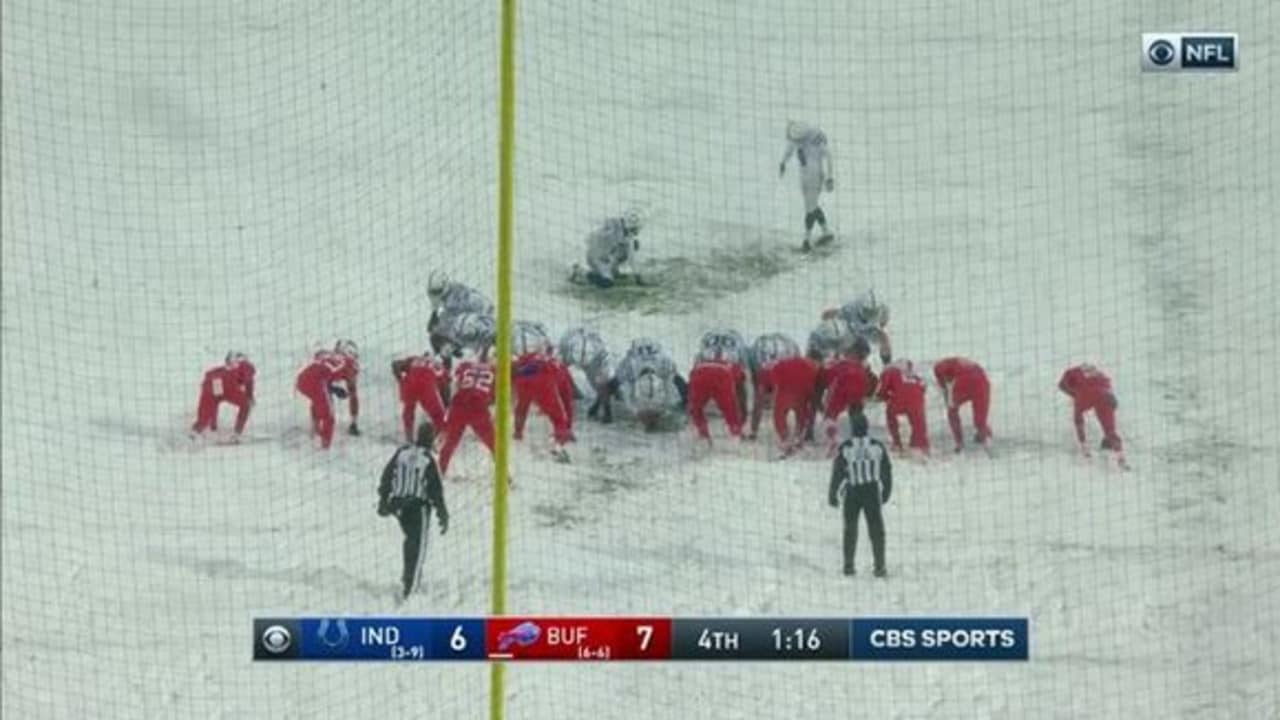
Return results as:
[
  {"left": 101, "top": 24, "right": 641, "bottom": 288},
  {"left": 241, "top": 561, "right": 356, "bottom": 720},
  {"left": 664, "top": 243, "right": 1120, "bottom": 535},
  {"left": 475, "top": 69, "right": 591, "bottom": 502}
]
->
[{"left": 254, "top": 616, "right": 1029, "bottom": 662}]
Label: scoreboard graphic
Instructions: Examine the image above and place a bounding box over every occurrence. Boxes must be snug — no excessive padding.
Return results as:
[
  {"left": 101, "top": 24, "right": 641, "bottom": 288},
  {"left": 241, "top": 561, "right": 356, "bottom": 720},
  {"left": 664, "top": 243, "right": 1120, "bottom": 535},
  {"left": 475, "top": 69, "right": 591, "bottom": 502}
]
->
[{"left": 254, "top": 617, "right": 1028, "bottom": 662}]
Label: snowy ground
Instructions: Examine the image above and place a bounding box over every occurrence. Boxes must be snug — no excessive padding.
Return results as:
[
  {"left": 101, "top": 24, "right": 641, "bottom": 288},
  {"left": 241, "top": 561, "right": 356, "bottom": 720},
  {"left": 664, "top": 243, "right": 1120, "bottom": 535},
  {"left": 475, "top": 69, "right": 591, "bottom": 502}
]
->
[{"left": 3, "top": 0, "right": 1279, "bottom": 718}]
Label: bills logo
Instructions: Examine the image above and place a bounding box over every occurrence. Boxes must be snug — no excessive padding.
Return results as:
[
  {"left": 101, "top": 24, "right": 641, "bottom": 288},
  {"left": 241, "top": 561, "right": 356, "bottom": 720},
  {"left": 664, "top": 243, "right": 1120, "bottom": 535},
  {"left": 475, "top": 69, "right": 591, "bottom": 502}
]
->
[{"left": 1142, "top": 33, "right": 1237, "bottom": 72}]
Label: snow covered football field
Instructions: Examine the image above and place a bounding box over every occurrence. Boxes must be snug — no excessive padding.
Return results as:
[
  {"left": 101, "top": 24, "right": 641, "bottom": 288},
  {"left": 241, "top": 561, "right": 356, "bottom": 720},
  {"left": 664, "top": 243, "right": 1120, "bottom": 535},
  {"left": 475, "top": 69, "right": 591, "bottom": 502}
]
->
[{"left": 3, "top": 0, "right": 1279, "bottom": 718}]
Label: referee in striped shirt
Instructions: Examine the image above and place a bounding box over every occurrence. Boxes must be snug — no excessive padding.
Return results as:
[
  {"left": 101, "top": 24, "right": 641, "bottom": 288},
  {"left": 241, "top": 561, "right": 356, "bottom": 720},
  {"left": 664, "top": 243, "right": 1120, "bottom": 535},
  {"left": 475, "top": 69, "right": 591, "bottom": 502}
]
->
[
  {"left": 378, "top": 423, "right": 449, "bottom": 600},
  {"left": 828, "top": 411, "right": 892, "bottom": 577}
]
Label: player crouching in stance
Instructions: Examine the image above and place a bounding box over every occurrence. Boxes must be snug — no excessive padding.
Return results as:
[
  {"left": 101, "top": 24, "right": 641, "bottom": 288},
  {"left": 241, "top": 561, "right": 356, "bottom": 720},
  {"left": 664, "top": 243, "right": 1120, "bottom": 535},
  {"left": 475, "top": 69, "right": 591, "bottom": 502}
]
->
[
  {"left": 559, "top": 327, "right": 615, "bottom": 424},
  {"left": 391, "top": 350, "right": 451, "bottom": 444},
  {"left": 745, "top": 332, "right": 802, "bottom": 441},
  {"left": 611, "top": 338, "right": 688, "bottom": 432},
  {"left": 876, "top": 359, "right": 930, "bottom": 457},
  {"left": 819, "top": 338, "right": 877, "bottom": 457},
  {"left": 427, "top": 271, "right": 494, "bottom": 356},
  {"left": 687, "top": 332, "right": 749, "bottom": 446},
  {"left": 828, "top": 412, "right": 891, "bottom": 578},
  {"left": 572, "top": 211, "right": 643, "bottom": 289},
  {"left": 378, "top": 422, "right": 449, "bottom": 601},
  {"left": 779, "top": 120, "right": 835, "bottom": 251},
  {"left": 191, "top": 352, "right": 256, "bottom": 441},
  {"left": 1058, "top": 363, "right": 1127, "bottom": 469},
  {"left": 295, "top": 341, "right": 360, "bottom": 449},
  {"left": 933, "top": 356, "right": 992, "bottom": 453},
  {"left": 825, "top": 290, "right": 892, "bottom": 365},
  {"left": 512, "top": 321, "right": 574, "bottom": 463},
  {"left": 437, "top": 347, "right": 497, "bottom": 475},
  {"left": 754, "top": 351, "right": 819, "bottom": 457}
]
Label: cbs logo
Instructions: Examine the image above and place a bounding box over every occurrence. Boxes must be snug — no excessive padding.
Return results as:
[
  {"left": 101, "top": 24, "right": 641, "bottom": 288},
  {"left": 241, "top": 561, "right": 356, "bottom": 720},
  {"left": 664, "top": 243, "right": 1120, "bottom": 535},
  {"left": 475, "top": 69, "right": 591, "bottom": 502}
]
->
[
  {"left": 254, "top": 620, "right": 299, "bottom": 660},
  {"left": 1142, "top": 33, "right": 1237, "bottom": 72}
]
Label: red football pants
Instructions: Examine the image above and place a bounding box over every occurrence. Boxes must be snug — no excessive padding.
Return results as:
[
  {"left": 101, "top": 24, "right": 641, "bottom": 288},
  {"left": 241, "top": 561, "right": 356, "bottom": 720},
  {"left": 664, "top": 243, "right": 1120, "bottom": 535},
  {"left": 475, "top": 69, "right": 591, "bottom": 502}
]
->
[
  {"left": 886, "top": 403, "right": 929, "bottom": 452},
  {"left": 192, "top": 390, "right": 251, "bottom": 435},
  {"left": 772, "top": 392, "right": 811, "bottom": 445},
  {"left": 946, "top": 373, "right": 991, "bottom": 447},
  {"left": 514, "top": 382, "right": 572, "bottom": 445},
  {"left": 401, "top": 388, "right": 446, "bottom": 442},
  {"left": 438, "top": 403, "right": 496, "bottom": 474},
  {"left": 688, "top": 372, "right": 743, "bottom": 439},
  {"left": 1074, "top": 398, "right": 1122, "bottom": 451},
  {"left": 297, "top": 385, "right": 334, "bottom": 449}
]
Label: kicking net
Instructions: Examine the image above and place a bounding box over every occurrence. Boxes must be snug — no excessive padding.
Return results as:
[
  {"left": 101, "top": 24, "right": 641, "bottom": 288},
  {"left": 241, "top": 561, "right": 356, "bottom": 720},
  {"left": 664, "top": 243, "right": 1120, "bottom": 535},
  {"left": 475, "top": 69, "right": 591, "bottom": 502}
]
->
[{"left": 3, "top": 0, "right": 1278, "bottom": 718}]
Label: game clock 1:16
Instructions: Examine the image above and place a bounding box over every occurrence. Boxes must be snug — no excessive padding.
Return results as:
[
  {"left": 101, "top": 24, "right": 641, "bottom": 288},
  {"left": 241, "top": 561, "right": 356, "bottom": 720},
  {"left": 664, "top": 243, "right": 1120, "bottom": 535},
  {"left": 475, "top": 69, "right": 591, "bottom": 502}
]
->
[
  {"left": 767, "top": 620, "right": 848, "bottom": 660},
  {"left": 773, "top": 627, "right": 820, "bottom": 652}
]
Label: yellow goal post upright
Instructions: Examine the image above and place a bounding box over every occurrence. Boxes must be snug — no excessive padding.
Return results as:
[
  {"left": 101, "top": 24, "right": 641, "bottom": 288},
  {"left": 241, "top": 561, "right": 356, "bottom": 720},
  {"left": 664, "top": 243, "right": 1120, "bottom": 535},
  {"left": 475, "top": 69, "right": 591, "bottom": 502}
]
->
[{"left": 491, "top": 0, "right": 518, "bottom": 718}]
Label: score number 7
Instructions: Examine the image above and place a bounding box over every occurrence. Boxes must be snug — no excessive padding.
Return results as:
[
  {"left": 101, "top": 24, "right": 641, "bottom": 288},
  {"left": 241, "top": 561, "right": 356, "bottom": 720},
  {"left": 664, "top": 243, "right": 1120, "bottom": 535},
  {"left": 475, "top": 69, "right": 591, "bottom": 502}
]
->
[{"left": 636, "top": 624, "right": 653, "bottom": 652}]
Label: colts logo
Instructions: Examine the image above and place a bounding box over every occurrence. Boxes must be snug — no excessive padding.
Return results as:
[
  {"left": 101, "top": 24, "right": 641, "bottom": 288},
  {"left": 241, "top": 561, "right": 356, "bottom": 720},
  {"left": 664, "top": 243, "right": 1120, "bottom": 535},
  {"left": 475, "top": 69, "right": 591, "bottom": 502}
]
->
[{"left": 317, "top": 619, "right": 350, "bottom": 650}]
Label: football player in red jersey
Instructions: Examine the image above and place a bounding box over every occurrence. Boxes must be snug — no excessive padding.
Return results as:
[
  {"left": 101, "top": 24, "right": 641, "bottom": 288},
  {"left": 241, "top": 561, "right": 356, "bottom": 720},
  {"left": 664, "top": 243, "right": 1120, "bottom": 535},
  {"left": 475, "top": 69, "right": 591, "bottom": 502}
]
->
[
  {"left": 755, "top": 354, "right": 820, "bottom": 454},
  {"left": 687, "top": 348, "right": 747, "bottom": 444},
  {"left": 933, "top": 356, "right": 992, "bottom": 452},
  {"left": 329, "top": 339, "right": 362, "bottom": 437},
  {"left": 295, "top": 349, "right": 342, "bottom": 449},
  {"left": 877, "top": 359, "right": 929, "bottom": 455},
  {"left": 1058, "top": 363, "right": 1126, "bottom": 466},
  {"left": 513, "top": 344, "right": 574, "bottom": 462},
  {"left": 438, "top": 349, "right": 497, "bottom": 475},
  {"left": 191, "top": 352, "right": 256, "bottom": 439},
  {"left": 819, "top": 344, "right": 877, "bottom": 456},
  {"left": 392, "top": 351, "right": 451, "bottom": 442}
]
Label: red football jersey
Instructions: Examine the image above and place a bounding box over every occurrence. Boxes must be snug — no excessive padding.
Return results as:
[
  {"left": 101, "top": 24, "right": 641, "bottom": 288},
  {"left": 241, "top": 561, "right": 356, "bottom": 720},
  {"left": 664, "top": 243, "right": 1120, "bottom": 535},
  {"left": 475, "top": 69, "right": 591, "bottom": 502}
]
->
[
  {"left": 692, "top": 358, "right": 745, "bottom": 384},
  {"left": 296, "top": 352, "right": 342, "bottom": 395},
  {"left": 1059, "top": 364, "right": 1112, "bottom": 404},
  {"left": 397, "top": 355, "right": 449, "bottom": 396},
  {"left": 933, "top": 356, "right": 985, "bottom": 386},
  {"left": 878, "top": 362, "right": 927, "bottom": 410},
  {"left": 823, "top": 358, "right": 873, "bottom": 416},
  {"left": 759, "top": 356, "right": 819, "bottom": 396},
  {"left": 203, "top": 360, "right": 255, "bottom": 400},
  {"left": 454, "top": 359, "right": 497, "bottom": 406}
]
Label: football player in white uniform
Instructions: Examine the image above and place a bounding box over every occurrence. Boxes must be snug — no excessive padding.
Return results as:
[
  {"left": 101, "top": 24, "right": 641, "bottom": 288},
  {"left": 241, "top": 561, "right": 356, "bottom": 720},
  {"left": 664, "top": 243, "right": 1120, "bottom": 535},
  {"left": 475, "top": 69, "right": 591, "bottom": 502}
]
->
[
  {"left": 779, "top": 121, "right": 835, "bottom": 250},
  {"left": 826, "top": 290, "right": 892, "bottom": 364},
  {"left": 427, "top": 271, "right": 494, "bottom": 355},
  {"left": 573, "top": 211, "right": 643, "bottom": 288},
  {"left": 610, "top": 338, "right": 688, "bottom": 431},
  {"left": 559, "top": 327, "right": 616, "bottom": 423}
]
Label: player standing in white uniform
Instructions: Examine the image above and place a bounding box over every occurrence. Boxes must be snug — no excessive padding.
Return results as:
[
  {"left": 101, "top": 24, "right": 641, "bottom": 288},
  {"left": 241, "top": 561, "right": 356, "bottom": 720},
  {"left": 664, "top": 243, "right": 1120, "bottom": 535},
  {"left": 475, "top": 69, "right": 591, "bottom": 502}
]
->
[{"left": 779, "top": 121, "right": 835, "bottom": 251}]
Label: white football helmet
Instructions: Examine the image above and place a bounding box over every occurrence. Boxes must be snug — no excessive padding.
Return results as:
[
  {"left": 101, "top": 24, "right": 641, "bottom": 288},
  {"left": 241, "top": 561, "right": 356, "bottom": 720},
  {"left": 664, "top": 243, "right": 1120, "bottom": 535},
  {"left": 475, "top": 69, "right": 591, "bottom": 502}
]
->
[
  {"left": 427, "top": 270, "right": 450, "bottom": 302},
  {"left": 620, "top": 210, "right": 642, "bottom": 236},
  {"left": 857, "top": 290, "right": 881, "bottom": 323},
  {"left": 225, "top": 351, "right": 248, "bottom": 366},
  {"left": 334, "top": 339, "right": 359, "bottom": 360}
]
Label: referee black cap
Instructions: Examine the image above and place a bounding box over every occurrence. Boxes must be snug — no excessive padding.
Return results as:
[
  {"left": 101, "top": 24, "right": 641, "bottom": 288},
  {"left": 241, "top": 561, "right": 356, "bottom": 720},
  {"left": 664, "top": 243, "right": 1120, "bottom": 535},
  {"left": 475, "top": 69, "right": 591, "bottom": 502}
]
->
[
  {"left": 848, "top": 411, "right": 869, "bottom": 438},
  {"left": 416, "top": 422, "right": 435, "bottom": 448}
]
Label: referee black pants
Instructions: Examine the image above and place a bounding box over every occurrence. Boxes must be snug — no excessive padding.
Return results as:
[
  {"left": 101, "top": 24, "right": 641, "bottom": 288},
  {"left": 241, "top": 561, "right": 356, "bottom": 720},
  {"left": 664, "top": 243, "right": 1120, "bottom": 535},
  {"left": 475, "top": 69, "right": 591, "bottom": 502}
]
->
[
  {"left": 396, "top": 503, "right": 431, "bottom": 596},
  {"left": 842, "top": 484, "right": 885, "bottom": 572}
]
